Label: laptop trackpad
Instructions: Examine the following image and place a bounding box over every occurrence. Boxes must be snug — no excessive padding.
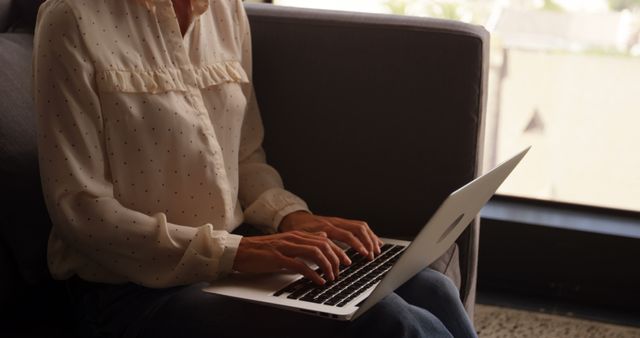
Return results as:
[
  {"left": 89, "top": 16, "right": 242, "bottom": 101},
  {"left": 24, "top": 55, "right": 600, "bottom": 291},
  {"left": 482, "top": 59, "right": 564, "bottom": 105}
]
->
[{"left": 205, "top": 271, "right": 299, "bottom": 294}]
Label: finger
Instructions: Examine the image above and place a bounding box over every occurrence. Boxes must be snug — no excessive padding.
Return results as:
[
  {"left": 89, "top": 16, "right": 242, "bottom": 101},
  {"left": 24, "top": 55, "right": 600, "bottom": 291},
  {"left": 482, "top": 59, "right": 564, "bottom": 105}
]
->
[
  {"left": 297, "top": 227, "right": 352, "bottom": 268},
  {"left": 295, "top": 229, "right": 351, "bottom": 268},
  {"left": 282, "top": 244, "right": 336, "bottom": 282},
  {"left": 338, "top": 220, "right": 376, "bottom": 260},
  {"left": 326, "top": 226, "right": 369, "bottom": 258},
  {"left": 318, "top": 239, "right": 342, "bottom": 277},
  {"left": 366, "top": 227, "right": 382, "bottom": 255},
  {"left": 349, "top": 222, "right": 378, "bottom": 257},
  {"left": 291, "top": 232, "right": 342, "bottom": 277},
  {"left": 280, "top": 257, "right": 325, "bottom": 285},
  {"left": 327, "top": 238, "right": 352, "bottom": 267},
  {"left": 286, "top": 231, "right": 342, "bottom": 274},
  {"left": 298, "top": 230, "right": 358, "bottom": 266}
]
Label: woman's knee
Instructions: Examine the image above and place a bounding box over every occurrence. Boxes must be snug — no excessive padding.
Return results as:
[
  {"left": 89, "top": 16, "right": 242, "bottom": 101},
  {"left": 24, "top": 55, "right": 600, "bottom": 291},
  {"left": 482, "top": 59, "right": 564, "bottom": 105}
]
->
[{"left": 409, "top": 268, "right": 461, "bottom": 301}]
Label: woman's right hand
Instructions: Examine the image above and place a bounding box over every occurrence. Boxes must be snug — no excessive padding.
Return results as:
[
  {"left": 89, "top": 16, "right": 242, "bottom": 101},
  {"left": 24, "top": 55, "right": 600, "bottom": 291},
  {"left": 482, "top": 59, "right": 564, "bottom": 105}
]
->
[{"left": 232, "top": 231, "right": 352, "bottom": 285}]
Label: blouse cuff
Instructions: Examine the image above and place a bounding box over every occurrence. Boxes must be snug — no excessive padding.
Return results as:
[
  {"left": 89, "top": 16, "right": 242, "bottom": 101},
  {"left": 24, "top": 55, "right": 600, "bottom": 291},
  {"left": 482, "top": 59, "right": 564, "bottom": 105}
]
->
[
  {"left": 218, "top": 234, "right": 243, "bottom": 276},
  {"left": 243, "top": 188, "right": 310, "bottom": 233}
]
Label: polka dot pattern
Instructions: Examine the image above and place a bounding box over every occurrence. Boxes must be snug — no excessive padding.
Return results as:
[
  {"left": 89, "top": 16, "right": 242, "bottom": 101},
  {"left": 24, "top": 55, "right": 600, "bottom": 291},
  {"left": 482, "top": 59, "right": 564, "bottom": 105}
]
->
[{"left": 33, "top": 0, "right": 308, "bottom": 287}]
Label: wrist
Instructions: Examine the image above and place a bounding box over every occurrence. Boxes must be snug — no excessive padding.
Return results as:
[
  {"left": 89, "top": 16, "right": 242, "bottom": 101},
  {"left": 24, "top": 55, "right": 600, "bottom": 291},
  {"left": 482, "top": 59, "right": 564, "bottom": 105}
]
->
[
  {"left": 232, "top": 237, "right": 248, "bottom": 272},
  {"left": 279, "top": 210, "right": 312, "bottom": 232}
]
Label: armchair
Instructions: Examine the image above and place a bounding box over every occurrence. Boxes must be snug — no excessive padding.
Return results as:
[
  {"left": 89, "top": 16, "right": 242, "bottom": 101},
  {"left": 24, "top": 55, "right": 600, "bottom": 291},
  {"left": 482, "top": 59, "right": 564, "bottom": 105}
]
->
[
  {"left": 246, "top": 3, "right": 488, "bottom": 317},
  {"left": 0, "top": 1, "right": 488, "bottom": 335}
]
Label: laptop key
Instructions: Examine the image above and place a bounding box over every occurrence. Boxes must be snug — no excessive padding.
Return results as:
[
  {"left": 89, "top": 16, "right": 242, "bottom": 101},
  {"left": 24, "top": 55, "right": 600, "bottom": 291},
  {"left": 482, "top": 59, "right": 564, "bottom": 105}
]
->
[
  {"left": 286, "top": 281, "right": 317, "bottom": 299},
  {"left": 274, "top": 277, "right": 306, "bottom": 297},
  {"left": 300, "top": 294, "right": 324, "bottom": 303}
]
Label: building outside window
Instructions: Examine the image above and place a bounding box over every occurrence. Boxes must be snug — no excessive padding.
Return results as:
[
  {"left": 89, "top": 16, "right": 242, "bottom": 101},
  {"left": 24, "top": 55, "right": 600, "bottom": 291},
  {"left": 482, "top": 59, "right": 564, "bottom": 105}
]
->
[{"left": 273, "top": 0, "right": 640, "bottom": 213}]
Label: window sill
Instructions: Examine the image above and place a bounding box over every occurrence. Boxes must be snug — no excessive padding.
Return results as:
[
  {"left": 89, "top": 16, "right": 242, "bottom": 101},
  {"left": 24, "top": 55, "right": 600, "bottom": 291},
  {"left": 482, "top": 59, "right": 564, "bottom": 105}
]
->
[
  {"left": 481, "top": 195, "right": 640, "bottom": 239},
  {"left": 476, "top": 195, "right": 640, "bottom": 312}
]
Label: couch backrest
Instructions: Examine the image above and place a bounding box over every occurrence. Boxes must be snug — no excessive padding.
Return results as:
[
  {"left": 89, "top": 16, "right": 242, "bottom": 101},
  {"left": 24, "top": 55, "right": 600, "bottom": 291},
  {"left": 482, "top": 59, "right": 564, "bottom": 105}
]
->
[
  {"left": 247, "top": 4, "right": 487, "bottom": 239},
  {"left": 12, "top": 0, "right": 42, "bottom": 32},
  {"left": 246, "top": 4, "right": 488, "bottom": 306}
]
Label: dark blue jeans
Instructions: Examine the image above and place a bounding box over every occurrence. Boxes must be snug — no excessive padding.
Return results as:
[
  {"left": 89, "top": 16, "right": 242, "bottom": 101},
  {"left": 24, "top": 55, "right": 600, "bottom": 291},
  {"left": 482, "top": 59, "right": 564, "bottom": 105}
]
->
[{"left": 68, "top": 268, "right": 477, "bottom": 338}]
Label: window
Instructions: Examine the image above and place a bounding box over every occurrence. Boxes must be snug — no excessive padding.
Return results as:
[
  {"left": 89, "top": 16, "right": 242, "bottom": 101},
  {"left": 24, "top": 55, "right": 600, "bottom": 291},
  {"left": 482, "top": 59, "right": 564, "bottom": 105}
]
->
[{"left": 273, "top": 0, "right": 640, "bottom": 212}]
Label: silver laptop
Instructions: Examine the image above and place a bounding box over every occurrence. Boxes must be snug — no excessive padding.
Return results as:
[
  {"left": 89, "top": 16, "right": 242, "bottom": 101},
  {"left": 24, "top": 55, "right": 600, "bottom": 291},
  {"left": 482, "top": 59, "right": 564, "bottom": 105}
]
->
[{"left": 204, "top": 147, "right": 530, "bottom": 321}]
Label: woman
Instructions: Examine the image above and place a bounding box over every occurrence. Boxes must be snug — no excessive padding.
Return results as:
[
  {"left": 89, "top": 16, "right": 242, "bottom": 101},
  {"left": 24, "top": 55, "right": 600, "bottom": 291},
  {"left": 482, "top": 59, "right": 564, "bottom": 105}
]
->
[{"left": 33, "top": 0, "right": 477, "bottom": 337}]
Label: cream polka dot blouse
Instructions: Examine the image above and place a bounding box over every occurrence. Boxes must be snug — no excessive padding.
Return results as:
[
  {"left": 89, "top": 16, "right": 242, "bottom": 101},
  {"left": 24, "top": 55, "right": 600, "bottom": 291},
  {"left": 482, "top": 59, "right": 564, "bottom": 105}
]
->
[{"left": 33, "top": 0, "right": 309, "bottom": 287}]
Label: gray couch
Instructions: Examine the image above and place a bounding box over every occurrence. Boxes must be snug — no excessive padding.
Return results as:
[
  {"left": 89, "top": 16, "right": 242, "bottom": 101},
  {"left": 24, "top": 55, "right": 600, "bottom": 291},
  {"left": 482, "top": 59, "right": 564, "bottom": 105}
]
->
[{"left": 0, "top": 1, "right": 488, "bottom": 336}]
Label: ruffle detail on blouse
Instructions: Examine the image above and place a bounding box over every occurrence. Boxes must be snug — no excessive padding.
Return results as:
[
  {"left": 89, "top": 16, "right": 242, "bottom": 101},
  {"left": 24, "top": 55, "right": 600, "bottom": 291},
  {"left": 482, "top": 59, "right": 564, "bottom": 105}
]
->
[
  {"left": 95, "top": 61, "right": 249, "bottom": 94},
  {"left": 96, "top": 67, "right": 188, "bottom": 94},
  {"left": 193, "top": 61, "right": 249, "bottom": 88}
]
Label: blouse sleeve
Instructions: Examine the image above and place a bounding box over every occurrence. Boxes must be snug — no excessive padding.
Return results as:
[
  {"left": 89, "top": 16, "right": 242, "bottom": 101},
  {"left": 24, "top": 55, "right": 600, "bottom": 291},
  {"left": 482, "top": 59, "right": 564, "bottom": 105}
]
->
[
  {"left": 34, "top": 0, "right": 239, "bottom": 287},
  {"left": 235, "top": 1, "right": 310, "bottom": 233}
]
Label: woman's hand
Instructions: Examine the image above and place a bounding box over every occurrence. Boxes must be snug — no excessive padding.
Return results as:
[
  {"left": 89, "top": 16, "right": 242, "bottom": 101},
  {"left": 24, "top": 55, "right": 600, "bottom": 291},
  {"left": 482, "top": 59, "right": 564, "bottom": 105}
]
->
[
  {"left": 279, "top": 211, "right": 383, "bottom": 260},
  {"left": 232, "top": 231, "right": 351, "bottom": 285}
]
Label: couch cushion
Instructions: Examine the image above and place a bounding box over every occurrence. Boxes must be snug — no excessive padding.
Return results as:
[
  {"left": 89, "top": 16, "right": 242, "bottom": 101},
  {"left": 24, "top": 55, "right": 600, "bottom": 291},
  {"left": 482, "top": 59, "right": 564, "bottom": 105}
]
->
[{"left": 0, "top": 32, "right": 52, "bottom": 288}]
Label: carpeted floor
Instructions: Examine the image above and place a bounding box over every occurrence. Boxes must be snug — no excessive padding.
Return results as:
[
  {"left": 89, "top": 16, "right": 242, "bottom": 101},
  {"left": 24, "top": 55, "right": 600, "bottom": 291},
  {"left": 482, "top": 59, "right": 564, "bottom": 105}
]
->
[{"left": 475, "top": 304, "right": 640, "bottom": 338}]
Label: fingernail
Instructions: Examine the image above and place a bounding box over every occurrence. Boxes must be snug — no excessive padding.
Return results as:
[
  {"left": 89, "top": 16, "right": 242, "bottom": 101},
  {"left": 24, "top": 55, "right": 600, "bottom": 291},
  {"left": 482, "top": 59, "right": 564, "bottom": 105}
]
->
[{"left": 346, "top": 257, "right": 352, "bottom": 265}]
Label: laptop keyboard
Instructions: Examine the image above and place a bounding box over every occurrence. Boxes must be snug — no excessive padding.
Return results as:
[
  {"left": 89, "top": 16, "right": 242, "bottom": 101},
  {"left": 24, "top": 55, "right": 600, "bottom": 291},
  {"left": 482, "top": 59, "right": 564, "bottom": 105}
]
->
[{"left": 273, "top": 243, "right": 406, "bottom": 307}]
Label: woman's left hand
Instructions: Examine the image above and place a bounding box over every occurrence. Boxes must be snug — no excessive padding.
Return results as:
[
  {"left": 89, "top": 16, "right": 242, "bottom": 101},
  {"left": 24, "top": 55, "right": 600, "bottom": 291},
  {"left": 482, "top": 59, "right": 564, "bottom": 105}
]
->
[{"left": 279, "top": 211, "right": 383, "bottom": 260}]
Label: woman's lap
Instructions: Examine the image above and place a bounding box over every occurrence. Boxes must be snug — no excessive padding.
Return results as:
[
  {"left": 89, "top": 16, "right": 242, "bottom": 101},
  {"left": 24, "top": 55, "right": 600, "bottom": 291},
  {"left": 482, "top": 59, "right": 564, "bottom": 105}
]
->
[
  {"left": 396, "top": 268, "right": 477, "bottom": 337},
  {"left": 69, "top": 268, "right": 472, "bottom": 338}
]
